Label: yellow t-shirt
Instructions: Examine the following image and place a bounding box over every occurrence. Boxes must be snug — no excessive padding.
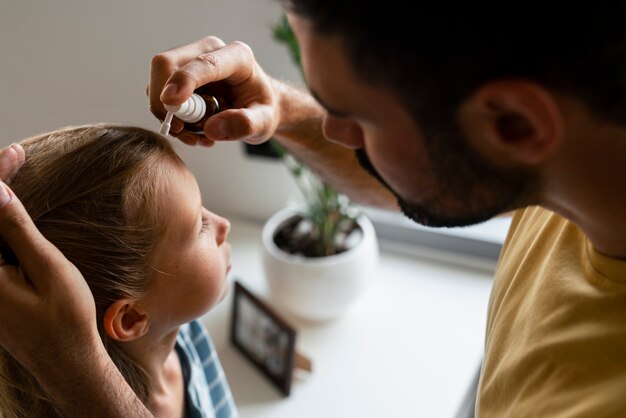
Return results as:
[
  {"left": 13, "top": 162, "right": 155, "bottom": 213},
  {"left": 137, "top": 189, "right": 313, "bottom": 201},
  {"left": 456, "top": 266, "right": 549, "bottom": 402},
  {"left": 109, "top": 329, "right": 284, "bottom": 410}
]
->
[{"left": 477, "top": 206, "right": 626, "bottom": 417}]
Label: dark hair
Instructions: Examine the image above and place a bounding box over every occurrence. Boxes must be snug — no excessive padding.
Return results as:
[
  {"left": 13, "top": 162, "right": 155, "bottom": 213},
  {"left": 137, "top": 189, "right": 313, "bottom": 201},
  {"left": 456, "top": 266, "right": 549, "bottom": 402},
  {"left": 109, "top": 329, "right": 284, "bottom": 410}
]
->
[
  {"left": 281, "top": 2, "right": 626, "bottom": 133},
  {"left": 0, "top": 124, "right": 184, "bottom": 417}
]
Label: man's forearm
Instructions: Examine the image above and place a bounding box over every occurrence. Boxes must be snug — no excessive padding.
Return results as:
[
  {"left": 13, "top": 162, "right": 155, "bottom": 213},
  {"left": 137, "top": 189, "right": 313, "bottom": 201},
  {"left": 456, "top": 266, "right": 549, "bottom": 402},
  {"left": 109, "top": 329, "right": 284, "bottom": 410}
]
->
[
  {"left": 42, "top": 344, "right": 153, "bottom": 417},
  {"left": 272, "top": 79, "right": 398, "bottom": 210}
]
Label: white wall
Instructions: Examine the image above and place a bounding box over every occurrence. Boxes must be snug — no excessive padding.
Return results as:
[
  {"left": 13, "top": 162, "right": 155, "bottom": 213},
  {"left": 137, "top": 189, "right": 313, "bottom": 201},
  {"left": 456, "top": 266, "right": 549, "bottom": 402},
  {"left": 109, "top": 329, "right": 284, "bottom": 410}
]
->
[{"left": 0, "top": 0, "right": 302, "bottom": 221}]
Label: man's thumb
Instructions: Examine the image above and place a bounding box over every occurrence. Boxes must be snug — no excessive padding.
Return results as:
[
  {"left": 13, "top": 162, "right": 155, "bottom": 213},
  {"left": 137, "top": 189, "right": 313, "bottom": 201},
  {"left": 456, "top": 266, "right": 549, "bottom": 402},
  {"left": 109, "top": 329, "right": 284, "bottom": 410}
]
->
[{"left": 0, "top": 181, "right": 66, "bottom": 290}]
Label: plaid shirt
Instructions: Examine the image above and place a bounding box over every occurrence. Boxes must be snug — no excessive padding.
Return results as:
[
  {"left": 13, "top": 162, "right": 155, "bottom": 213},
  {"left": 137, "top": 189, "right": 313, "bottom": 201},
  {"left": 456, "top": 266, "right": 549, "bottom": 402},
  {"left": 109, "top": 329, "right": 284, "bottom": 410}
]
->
[{"left": 175, "top": 320, "right": 238, "bottom": 418}]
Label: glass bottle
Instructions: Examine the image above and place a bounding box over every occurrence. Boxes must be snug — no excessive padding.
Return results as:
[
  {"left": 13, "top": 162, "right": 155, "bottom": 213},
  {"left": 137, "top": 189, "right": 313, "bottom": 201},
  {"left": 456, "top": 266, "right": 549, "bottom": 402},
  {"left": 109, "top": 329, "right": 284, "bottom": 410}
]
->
[{"left": 160, "top": 93, "right": 227, "bottom": 136}]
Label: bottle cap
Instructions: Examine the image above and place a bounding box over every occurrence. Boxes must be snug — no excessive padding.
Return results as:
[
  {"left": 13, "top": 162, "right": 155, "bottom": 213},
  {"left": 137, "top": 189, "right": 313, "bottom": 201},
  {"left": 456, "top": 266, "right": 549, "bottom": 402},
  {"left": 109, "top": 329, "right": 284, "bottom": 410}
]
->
[{"left": 164, "top": 93, "right": 206, "bottom": 124}]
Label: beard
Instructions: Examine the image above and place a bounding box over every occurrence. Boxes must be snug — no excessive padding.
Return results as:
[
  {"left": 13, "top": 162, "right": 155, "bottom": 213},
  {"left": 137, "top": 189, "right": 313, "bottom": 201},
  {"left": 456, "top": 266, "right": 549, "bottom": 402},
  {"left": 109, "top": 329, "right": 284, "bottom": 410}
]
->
[{"left": 354, "top": 128, "right": 540, "bottom": 228}]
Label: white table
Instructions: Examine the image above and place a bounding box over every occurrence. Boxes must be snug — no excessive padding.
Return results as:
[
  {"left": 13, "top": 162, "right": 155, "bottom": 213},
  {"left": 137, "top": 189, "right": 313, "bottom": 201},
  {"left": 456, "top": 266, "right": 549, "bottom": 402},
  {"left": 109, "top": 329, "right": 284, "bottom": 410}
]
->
[{"left": 201, "top": 216, "right": 494, "bottom": 418}]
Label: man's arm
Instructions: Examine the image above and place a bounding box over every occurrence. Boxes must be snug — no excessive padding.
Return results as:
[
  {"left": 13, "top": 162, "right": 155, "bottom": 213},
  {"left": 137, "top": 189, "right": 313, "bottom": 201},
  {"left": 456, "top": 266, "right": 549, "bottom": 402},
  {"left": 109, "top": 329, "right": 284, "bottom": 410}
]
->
[
  {"left": 269, "top": 79, "right": 397, "bottom": 209},
  {"left": 149, "top": 36, "right": 398, "bottom": 210},
  {"left": 0, "top": 144, "right": 153, "bottom": 417}
]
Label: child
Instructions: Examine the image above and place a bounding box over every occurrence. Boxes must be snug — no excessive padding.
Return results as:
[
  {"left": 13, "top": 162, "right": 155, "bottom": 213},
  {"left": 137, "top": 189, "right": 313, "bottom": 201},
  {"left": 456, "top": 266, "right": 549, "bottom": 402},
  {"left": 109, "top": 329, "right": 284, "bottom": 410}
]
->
[{"left": 0, "top": 124, "right": 238, "bottom": 418}]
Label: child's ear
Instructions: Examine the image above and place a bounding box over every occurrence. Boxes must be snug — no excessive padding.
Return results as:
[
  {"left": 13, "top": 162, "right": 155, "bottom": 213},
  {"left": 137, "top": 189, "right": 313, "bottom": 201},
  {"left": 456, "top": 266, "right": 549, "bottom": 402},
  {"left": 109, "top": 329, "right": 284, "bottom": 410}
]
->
[{"left": 103, "top": 300, "right": 150, "bottom": 342}]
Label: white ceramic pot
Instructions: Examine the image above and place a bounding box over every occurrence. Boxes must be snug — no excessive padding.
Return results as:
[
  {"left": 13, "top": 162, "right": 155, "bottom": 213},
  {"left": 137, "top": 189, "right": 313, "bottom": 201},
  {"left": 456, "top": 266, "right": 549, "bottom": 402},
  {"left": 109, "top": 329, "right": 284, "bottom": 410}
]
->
[{"left": 261, "top": 206, "right": 379, "bottom": 322}]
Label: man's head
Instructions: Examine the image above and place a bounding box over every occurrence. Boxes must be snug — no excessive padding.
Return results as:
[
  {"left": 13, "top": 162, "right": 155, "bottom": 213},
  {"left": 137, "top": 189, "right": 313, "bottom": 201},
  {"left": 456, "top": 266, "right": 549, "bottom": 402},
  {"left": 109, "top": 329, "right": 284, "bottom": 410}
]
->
[{"left": 282, "top": 2, "right": 626, "bottom": 226}]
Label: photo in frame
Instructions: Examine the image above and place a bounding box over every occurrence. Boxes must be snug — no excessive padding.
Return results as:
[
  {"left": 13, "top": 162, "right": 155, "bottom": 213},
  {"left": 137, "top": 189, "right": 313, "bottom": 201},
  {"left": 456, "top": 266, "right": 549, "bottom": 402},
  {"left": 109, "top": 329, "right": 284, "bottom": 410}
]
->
[{"left": 230, "top": 280, "right": 298, "bottom": 396}]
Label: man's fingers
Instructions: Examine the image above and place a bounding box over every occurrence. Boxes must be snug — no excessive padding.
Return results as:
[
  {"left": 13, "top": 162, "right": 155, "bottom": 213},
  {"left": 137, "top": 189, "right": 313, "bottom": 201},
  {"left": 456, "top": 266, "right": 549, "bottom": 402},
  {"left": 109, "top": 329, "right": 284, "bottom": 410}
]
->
[
  {"left": 161, "top": 41, "right": 256, "bottom": 106},
  {"left": 149, "top": 36, "right": 228, "bottom": 117},
  {"left": 0, "top": 264, "right": 39, "bottom": 311},
  {"left": 0, "top": 144, "right": 25, "bottom": 185},
  {"left": 0, "top": 181, "right": 69, "bottom": 291},
  {"left": 149, "top": 37, "right": 274, "bottom": 146},
  {"left": 204, "top": 105, "right": 276, "bottom": 144}
]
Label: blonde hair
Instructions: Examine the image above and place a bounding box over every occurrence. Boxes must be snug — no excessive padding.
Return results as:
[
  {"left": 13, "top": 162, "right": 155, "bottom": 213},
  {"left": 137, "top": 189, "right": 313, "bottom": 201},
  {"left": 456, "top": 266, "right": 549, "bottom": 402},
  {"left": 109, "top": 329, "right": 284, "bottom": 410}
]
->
[{"left": 0, "top": 123, "right": 185, "bottom": 417}]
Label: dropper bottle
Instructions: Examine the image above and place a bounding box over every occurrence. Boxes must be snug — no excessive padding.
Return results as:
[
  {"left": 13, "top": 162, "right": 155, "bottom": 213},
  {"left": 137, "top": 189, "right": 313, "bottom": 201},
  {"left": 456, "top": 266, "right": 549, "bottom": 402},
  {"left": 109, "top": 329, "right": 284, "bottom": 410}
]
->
[{"left": 159, "top": 93, "right": 227, "bottom": 136}]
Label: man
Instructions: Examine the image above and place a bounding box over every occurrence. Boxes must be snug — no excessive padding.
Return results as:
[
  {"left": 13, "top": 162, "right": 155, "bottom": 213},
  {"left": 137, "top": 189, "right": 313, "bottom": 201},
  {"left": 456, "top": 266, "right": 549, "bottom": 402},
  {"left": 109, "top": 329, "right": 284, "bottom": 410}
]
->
[{"left": 2, "top": 2, "right": 626, "bottom": 416}]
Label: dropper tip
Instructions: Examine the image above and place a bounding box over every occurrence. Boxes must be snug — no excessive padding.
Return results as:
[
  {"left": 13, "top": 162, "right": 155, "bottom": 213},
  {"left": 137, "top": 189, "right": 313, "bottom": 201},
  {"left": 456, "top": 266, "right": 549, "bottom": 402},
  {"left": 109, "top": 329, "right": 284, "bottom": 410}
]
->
[{"left": 159, "top": 111, "right": 175, "bottom": 136}]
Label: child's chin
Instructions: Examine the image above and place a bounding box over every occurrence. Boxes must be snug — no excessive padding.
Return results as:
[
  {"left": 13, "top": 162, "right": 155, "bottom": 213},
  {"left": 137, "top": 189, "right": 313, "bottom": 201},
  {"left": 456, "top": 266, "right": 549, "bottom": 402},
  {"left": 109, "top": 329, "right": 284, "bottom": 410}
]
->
[{"left": 217, "top": 282, "right": 230, "bottom": 303}]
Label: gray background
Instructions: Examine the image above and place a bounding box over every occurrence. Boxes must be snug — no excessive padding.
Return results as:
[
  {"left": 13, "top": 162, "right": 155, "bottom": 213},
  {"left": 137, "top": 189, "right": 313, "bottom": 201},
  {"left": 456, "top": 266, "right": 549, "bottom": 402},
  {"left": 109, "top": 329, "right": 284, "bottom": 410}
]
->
[{"left": 0, "top": 0, "right": 303, "bottom": 221}]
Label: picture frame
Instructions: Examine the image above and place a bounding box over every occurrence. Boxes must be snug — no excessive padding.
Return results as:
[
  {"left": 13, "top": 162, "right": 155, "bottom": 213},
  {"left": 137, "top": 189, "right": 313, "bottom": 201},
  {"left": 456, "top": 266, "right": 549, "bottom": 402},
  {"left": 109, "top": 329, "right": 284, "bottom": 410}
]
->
[{"left": 230, "top": 280, "right": 297, "bottom": 396}]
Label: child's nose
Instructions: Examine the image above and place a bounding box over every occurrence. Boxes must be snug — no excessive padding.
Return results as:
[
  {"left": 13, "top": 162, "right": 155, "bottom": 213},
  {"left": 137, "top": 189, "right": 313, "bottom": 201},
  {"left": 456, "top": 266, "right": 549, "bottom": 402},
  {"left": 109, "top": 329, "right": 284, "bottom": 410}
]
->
[{"left": 215, "top": 215, "right": 231, "bottom": 244}]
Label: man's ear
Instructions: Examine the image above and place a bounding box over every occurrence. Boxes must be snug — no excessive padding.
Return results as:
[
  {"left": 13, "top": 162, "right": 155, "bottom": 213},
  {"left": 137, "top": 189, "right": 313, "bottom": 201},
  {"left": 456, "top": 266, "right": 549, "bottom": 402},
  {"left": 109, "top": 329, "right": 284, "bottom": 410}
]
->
[
  {"left": 103, "top": 300, "right": 150, "bottom": 342},
  {"left": 458, "top": 80, "right": 564, "bottom": 166}
]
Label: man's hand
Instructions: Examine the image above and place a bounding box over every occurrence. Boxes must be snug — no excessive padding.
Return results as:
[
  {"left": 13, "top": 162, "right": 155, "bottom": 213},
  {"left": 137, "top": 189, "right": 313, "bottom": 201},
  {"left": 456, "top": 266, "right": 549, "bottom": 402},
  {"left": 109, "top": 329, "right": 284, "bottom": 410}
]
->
[
  {"left": 0, "top": 143, "right": 98, "bottom": 379},
  {"left": 0, "top": 185, "right": 98, "bottom": 376},
  {"left": 0, "top": 144, "right": 152, "bottom": 416},
  {"left": 148, "top": 35, "right": 280, "bottom": 146}
]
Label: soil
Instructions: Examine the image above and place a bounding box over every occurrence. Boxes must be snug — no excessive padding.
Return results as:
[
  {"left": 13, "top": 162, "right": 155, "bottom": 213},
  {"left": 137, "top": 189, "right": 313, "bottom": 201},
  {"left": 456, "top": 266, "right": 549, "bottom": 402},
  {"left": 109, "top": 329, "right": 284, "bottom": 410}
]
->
[{"left": 272, "top": 214, "right": 362, "bottom": 258}]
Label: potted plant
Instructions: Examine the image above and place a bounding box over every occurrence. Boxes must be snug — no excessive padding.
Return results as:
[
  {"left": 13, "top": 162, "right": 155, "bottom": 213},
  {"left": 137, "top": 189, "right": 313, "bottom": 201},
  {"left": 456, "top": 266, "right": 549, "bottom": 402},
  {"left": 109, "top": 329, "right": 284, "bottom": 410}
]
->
[{"left": 260, "top": 16, "right": 379, "bottom": 322}]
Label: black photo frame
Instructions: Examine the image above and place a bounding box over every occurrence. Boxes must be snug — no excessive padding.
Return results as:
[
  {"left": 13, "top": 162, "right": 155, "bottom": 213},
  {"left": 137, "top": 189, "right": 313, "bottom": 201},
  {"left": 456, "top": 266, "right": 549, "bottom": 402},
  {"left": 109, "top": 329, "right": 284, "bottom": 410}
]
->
[{"left": 230, "top": 280, "right": 297, "bottom": 396}]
